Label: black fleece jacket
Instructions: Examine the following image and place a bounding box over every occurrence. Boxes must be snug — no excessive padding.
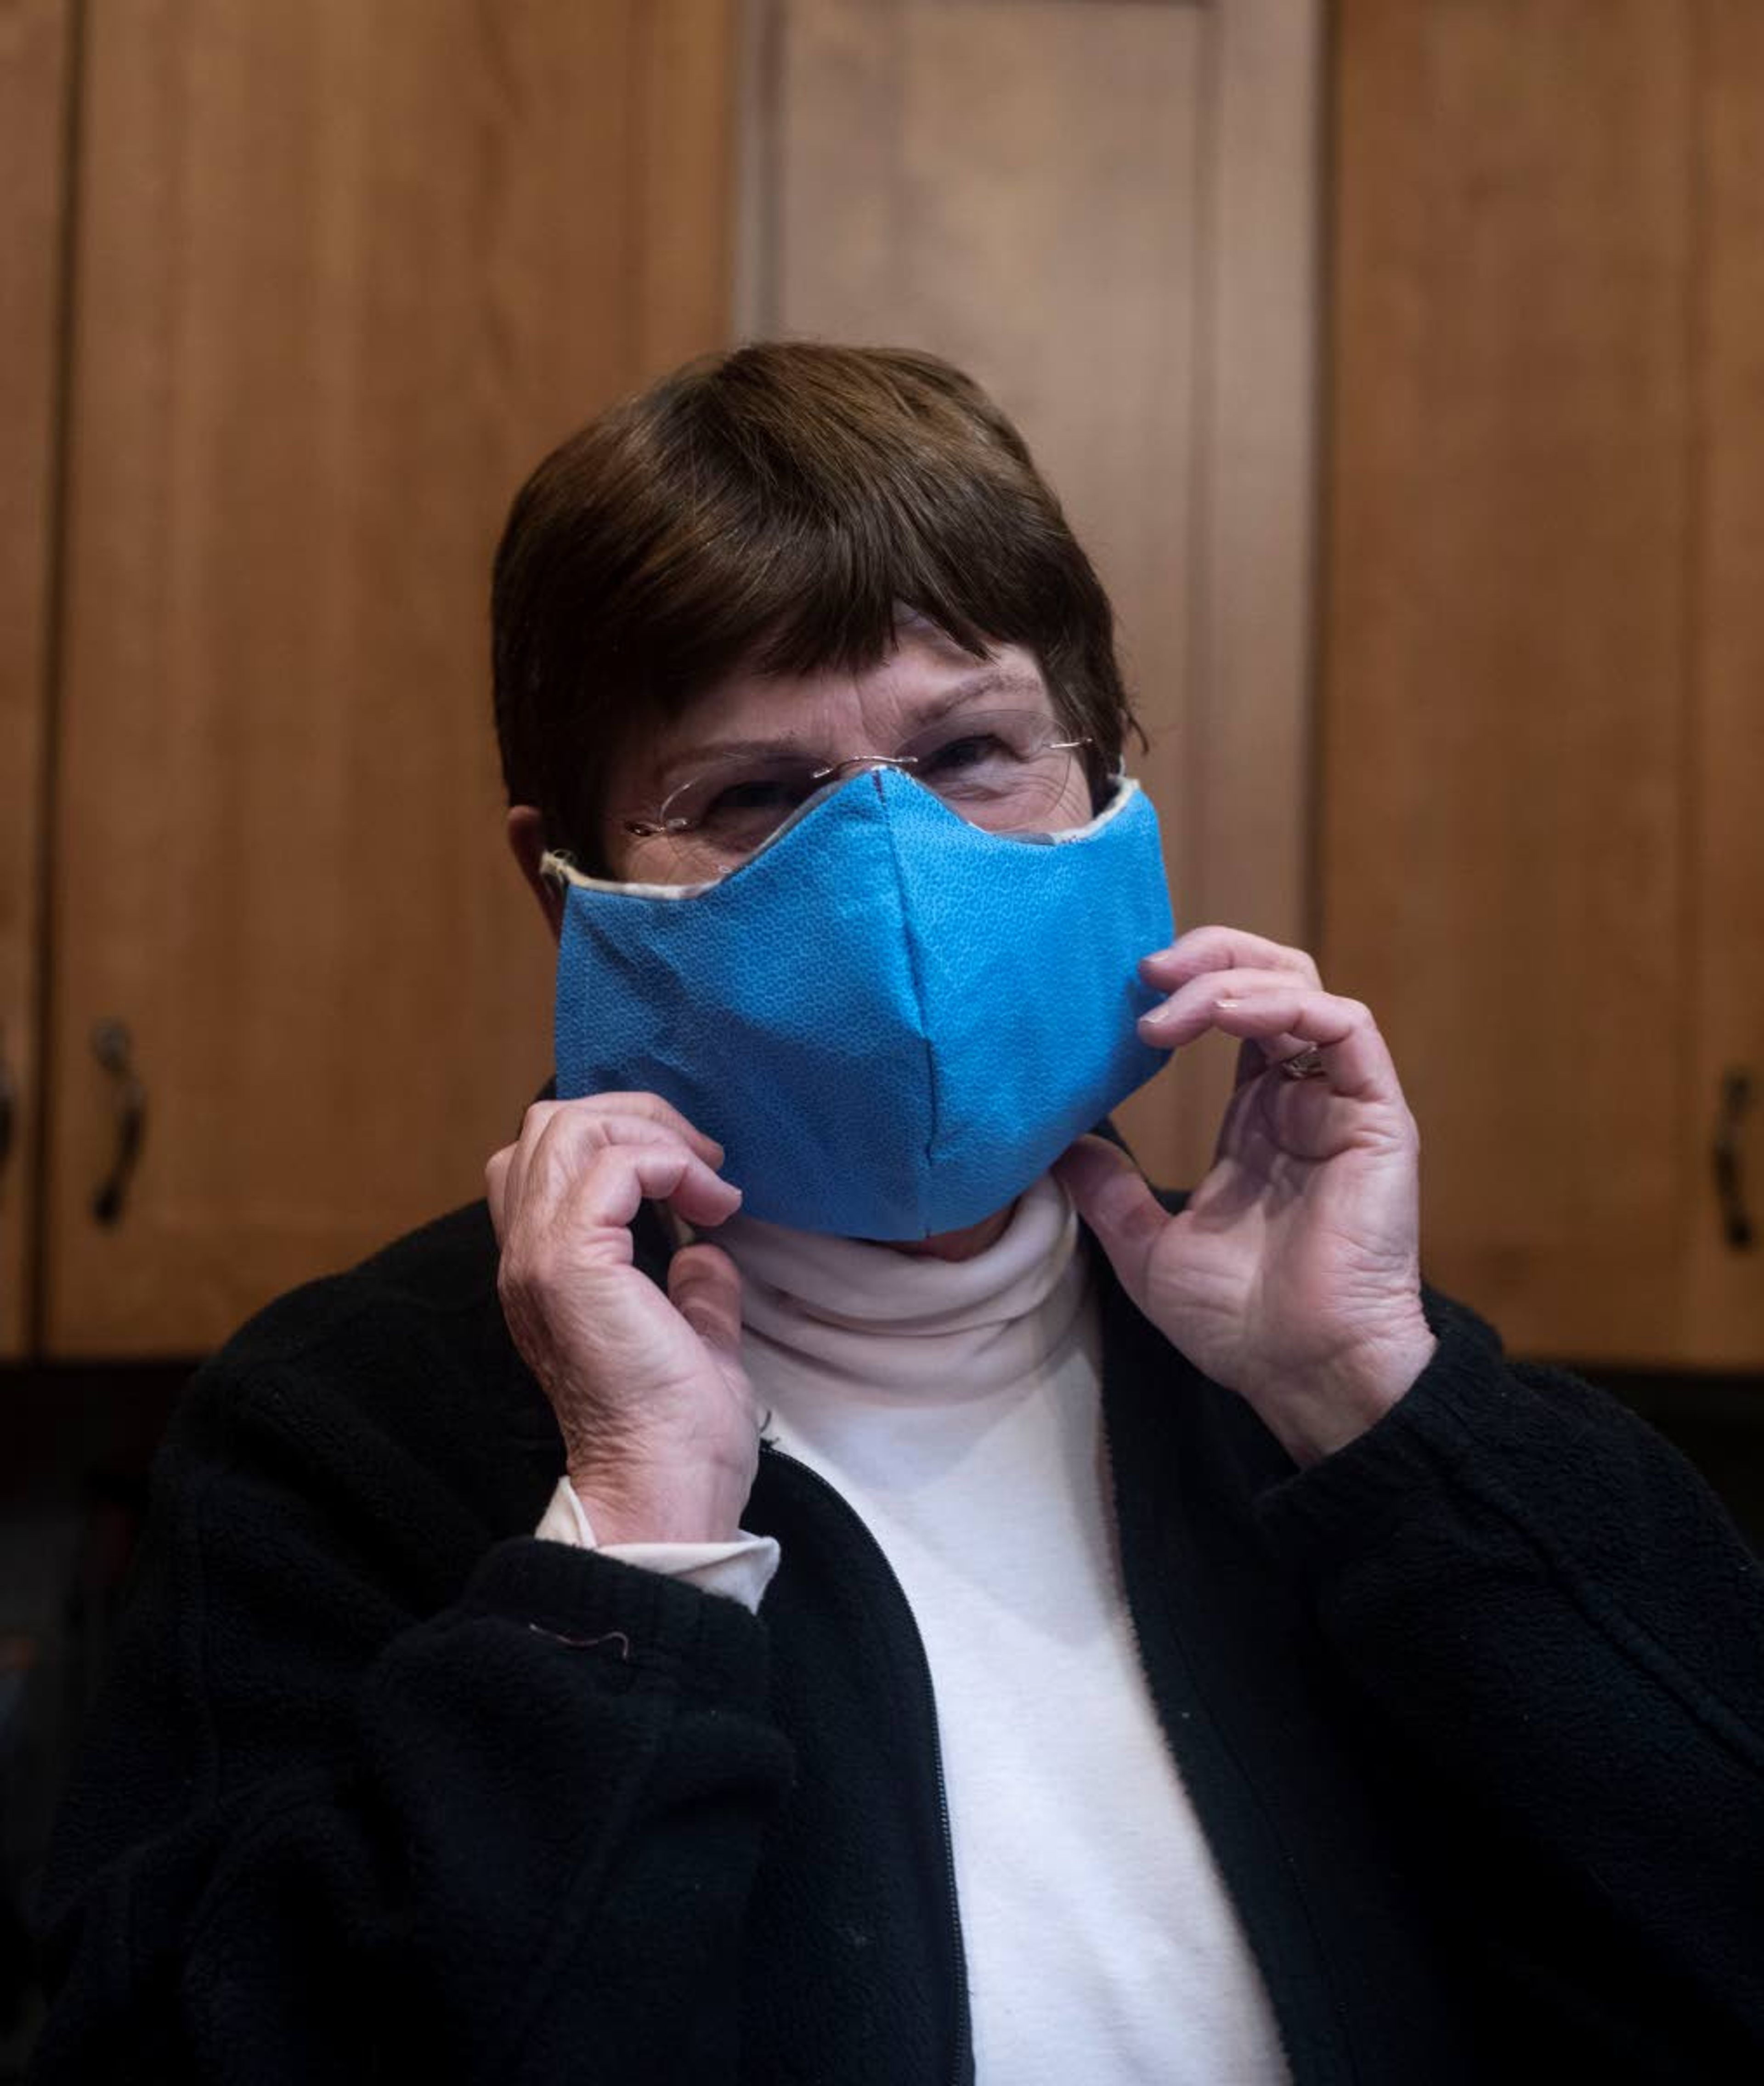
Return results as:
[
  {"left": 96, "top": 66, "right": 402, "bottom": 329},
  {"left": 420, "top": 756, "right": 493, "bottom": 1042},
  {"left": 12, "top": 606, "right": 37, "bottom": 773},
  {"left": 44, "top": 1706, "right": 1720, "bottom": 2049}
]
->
[{"left": 27, "top": 1190, "right": 1764, "bottom": 2085}]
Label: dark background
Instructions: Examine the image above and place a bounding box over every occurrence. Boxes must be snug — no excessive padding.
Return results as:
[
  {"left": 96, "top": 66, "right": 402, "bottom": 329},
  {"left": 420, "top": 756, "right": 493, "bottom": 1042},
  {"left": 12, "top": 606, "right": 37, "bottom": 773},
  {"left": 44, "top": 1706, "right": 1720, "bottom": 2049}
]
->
[{"left": 3, "top": 1354, "right": 1760, "bottom": 2079}]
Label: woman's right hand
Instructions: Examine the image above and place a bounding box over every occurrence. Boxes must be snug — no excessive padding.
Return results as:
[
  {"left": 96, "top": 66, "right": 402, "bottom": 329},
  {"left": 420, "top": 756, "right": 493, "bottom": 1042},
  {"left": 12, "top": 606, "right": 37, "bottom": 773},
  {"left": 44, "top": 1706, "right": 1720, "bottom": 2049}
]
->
[{"left": 485, "top": 1095, "right": 757, "bottom": 1544}]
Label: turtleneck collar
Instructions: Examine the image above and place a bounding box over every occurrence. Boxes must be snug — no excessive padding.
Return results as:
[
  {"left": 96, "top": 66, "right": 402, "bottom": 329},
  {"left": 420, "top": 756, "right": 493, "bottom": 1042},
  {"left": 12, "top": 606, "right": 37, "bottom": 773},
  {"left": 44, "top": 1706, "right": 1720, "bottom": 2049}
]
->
[{"left": 711, "top": 1172, "right": 1088, "bottom": 1400}]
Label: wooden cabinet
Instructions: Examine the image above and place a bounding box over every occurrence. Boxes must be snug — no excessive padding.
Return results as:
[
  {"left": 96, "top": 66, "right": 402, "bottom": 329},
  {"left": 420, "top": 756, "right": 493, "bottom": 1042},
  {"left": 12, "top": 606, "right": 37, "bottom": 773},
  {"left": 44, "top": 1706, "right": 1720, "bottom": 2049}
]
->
[
  {"left": 7, "top": 0, "right": 1755, "bottom": 1370},
  {"left": 1323, "top": 0, "right": 1764, "bottom": 1367},
  {"left": 3, "top": 0, "right": 1323, "bottom": 1359},
  {"left": 736, "top": 0, "right": 1324, "bottom": 1193},
  {"left": 3, "top": 0, "right": 738, "bottom": 1358}
]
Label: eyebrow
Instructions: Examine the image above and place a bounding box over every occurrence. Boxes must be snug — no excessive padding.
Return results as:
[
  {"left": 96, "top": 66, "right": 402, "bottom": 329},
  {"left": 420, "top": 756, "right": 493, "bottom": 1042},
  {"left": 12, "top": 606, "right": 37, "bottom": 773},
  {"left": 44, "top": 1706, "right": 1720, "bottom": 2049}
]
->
[{"left": 651, "top": 666, "right": 1049, "bottom": 792}]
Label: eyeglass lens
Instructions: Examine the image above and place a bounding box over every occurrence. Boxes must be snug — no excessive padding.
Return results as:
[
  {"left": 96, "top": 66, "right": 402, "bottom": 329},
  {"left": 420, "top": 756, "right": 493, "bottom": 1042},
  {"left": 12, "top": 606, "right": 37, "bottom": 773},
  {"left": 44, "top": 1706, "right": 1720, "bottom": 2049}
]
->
[{"left": 639, "top": 709, "right": 1091, "bottom": 873}]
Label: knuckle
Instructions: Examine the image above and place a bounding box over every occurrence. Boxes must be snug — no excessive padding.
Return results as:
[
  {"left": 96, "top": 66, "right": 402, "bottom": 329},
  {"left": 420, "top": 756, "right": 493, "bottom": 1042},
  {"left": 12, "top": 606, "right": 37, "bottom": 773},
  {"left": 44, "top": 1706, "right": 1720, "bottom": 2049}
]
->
[
  {"left": 581, "top": 1101, "right": 689, "bottom": 1153},
  {"left": 594, "top": 1089, "right": 673, "bottom": 1121},
  {"left": 580, "top": 1143, "right": 636, "bottom": 1188},
  {"left": 573, "top": 1143, "right": 667, "bottom": 1209},
  {"left": 570, "top": 1110, "right": 647, "bottom": 1157}
]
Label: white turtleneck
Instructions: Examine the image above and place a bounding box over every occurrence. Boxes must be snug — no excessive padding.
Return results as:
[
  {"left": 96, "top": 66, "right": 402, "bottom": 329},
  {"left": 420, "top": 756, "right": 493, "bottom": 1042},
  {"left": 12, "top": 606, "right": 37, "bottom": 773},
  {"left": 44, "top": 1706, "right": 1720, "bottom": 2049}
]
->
[{"left": 537, "top": 1175, "right": 1287, "bottom": 2084}]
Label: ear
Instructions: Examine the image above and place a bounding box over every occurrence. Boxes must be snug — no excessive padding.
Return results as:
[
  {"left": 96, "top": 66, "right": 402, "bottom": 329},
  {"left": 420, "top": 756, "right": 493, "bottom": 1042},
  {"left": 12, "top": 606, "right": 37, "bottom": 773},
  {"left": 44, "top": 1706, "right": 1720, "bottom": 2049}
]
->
[{"left": 506, "top": 805, "right": 565, "bottom": 942}]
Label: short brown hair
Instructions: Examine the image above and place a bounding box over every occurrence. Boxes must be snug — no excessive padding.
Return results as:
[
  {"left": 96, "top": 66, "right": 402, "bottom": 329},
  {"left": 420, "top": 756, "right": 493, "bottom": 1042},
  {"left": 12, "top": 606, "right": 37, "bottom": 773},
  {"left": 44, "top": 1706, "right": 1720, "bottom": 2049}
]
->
[{"left": 491, "top": 341, "right": 1137, "bottom": 867}]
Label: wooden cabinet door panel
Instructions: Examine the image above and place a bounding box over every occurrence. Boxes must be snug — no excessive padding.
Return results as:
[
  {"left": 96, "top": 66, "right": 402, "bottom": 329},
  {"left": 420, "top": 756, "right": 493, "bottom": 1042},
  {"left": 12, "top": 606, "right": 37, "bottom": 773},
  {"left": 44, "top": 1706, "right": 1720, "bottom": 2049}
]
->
[
  {"left": 43, "top": 0, "right": 735, "bottom": 1355},
  {"left": 1324, "top": 0, "right": 1764, "bottom": 1366},
  {"left": 0, "top": 0, "right": 73, "bottom": 1358},
  {"left": 738, "top": 0, "right": 1322, "bottom": 1191}
]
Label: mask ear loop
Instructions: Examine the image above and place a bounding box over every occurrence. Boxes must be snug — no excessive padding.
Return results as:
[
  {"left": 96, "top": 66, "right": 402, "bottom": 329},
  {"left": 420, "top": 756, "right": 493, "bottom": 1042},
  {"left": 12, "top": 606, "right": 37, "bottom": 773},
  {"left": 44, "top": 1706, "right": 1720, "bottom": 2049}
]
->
[{"left": 1090, "top": 752, "right": 1130, "bottom": 815}]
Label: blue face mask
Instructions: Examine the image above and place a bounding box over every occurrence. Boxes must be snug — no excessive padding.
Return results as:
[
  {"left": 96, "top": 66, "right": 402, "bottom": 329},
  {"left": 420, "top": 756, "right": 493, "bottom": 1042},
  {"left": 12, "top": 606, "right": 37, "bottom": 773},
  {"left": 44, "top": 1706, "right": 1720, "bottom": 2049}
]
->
[{"left": 548, "top": 767, "right": 1173, "bottom": 1240}]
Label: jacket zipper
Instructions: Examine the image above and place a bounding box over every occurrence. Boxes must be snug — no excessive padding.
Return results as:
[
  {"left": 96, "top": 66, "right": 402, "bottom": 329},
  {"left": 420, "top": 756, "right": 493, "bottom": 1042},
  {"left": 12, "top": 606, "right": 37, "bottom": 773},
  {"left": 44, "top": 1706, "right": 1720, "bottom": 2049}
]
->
[{"left": 760, "top": 1443, "right": 973, "bottom": 2086}]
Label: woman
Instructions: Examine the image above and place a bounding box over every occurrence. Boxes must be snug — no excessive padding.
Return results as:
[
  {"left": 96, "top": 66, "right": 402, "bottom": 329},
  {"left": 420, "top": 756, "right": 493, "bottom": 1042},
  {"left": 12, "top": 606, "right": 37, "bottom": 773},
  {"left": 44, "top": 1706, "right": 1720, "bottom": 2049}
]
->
[{"left": 32, "top": 345, "right": 1764, "bottom": 2084}]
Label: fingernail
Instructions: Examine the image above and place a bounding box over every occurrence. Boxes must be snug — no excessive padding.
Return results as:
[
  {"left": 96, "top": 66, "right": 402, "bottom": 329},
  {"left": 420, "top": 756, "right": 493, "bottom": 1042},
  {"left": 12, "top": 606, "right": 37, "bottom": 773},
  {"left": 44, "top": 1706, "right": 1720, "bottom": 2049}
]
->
[{"left": 1214, "top": 995, "right": 1243, "bottom": 1009}]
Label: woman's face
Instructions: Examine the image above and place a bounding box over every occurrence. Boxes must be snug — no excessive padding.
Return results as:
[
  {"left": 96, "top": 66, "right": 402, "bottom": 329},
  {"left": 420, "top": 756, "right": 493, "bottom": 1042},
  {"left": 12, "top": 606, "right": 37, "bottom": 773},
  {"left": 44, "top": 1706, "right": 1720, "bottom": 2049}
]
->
[{"left": 599, "top": 621, "right": 1097, "bottom": 886}]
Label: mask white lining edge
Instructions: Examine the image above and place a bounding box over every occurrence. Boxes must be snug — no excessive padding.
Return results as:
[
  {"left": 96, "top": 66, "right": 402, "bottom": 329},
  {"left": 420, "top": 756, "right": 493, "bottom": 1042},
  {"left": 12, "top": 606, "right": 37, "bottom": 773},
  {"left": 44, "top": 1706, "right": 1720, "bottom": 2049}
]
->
[{"left": 540, "top": 771, "right": 1146, "bottom": 901}]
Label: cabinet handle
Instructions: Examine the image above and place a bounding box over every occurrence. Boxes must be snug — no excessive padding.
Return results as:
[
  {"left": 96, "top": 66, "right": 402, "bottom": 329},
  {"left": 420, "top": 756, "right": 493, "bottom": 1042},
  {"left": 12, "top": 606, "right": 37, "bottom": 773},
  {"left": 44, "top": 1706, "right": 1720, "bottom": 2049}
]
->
[
  {"left": 91, "top": 1018, "right": 147, "bottom": 1227},
  {"left": 1713, "top": 1068, "right": 1756, "bottom": 1252}
]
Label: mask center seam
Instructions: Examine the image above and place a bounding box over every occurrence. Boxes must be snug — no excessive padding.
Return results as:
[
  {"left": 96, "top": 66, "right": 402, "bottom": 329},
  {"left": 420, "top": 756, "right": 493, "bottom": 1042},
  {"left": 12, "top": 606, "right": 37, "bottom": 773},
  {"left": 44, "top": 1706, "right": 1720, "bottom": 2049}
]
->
[{"left": 876, "top": 780, "right": 941, "bottom": 1235}]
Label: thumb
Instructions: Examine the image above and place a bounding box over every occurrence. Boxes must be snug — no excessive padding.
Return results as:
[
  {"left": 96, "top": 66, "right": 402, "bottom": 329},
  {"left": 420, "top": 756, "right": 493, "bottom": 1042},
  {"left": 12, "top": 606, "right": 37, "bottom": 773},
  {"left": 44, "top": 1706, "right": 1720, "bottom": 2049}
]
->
[
  {"left": 1053, "top": 1135, "right": 1170, "bottom": 1304},
  {"left": 667, "top": 1241, "right": 745, "bottom": 1359}
]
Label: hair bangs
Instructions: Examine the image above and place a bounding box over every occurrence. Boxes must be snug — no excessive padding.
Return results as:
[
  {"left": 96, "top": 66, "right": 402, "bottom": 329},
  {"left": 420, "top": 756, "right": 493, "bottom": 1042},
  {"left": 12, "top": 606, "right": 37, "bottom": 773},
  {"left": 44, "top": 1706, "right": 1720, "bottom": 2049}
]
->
[{"left": 492, "top": 342, "right": 1136, "bottom": 866}]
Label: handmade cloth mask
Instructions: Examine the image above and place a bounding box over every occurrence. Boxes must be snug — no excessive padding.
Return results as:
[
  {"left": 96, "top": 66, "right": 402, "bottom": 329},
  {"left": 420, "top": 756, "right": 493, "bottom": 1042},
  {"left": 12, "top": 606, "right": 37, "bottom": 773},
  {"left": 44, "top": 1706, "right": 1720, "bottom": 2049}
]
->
[{"left": 548, "top": 767, "right": 1174, "bottom": 1239}]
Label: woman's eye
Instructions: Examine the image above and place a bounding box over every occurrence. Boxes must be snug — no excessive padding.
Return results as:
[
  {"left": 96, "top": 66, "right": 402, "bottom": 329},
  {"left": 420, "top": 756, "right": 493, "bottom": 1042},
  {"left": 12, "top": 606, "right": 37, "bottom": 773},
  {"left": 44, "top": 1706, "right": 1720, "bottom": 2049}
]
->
[
  {"left": 920, "top": 734, "right": 1005, "bottom": 777},
  {"left": 701, "top": 776, "right": 802, "bottom": 823}
]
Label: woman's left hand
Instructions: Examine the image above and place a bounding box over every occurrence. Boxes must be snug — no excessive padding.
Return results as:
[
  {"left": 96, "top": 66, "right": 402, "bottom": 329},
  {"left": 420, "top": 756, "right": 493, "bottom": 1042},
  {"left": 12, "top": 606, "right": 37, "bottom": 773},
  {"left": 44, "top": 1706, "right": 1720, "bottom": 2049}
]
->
[{"left": 1054, "top": 925, "right": 1438, "bottom": 1467}]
